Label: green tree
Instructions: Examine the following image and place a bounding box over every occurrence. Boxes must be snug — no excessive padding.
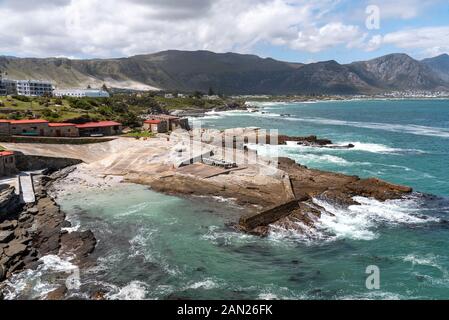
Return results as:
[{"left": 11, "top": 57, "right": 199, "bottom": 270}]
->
[
  {"left": 193, "top": 91, "right": 204, "bottom": 99},
  {"left": 102, "top": 83, "right": 110, "bottom": 93}
]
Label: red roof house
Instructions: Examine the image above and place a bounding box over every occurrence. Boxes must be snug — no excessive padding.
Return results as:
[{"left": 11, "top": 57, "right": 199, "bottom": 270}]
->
[{"left": 76, "top": 121, "right": 122, "bottom": 137}]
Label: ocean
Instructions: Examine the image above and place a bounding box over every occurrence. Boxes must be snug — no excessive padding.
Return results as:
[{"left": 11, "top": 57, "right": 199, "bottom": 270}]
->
[{"left": 4, "top": 99, "right": 449, "bottom": 300}]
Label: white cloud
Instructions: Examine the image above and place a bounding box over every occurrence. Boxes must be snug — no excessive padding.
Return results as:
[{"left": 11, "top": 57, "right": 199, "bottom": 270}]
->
[
  {"left": 0, "top": 0, "right": 364, "bottom": 58},
  {"left": 365, "top": 26, "right": 449, "bottom": 57}
]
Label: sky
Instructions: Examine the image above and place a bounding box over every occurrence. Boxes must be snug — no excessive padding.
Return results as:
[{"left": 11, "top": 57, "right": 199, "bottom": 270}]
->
[{"left": 0, "top": 0, "right": 448, "bottom": 63}]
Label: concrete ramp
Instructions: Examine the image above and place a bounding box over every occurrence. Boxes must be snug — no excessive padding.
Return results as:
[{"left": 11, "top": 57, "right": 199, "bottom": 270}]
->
[{"left": 18, "top": 173, "right": 36, "bottom": 204}]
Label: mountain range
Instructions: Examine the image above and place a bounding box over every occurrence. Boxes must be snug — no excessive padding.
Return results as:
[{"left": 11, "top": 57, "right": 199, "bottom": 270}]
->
[{"left": 1, "top": 50, "right": 449, "bottom": 95}]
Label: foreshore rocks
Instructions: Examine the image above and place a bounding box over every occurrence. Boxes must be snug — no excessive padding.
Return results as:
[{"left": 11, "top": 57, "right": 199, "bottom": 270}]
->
[
  {"left": 277, "top": 135, "right": 333, "bottom": 146},
  {"left": 275, "top": 135, "right": 354, "bottom": 149},
  {"left": 0, "top": 187, "right": 22, "bottom": 219},
  {"left": 0, "top": 170, "right": 97, "bottom": 299},
  {"left": 238, "top": 157, "right": 413, "bottom": 236}
]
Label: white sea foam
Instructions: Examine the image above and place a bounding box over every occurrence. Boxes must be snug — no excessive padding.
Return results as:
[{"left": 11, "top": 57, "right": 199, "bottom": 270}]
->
[
  {"left": 286, "top": 117, "right": 449, "bottom": 139},
  {"left": 3, "top": 255, "right": 79, "bottom": 300},
  {"left": 129, "top": 227, "right": 181, "bottom": 276},
  {"left": 403, "top": 254, "right": 448, "bottom": 279},
  {"left": 313, "top": 197, "right": 439, "bottom": 241},
  {"left": 270, "top": 196, "right": 439, "bottom": 243},
  {"left": 339, "top": 142, "right": 425, "bottom": 154},
  {"left": 202, "top": 225, "right": 256, "bottom": 246},
  {"left": 247, "top": 143, "right": 351, "bottom": 166},
  {"left": 106, "top": 281, "right": 148, "bottom": 300},
  {"left": 258, "top": 293, "right": 279, "bottom": 300},
  {"left": 292, "top": 154, "right": 350, "bottom": 166},
  {"left": 186, "top": 279, "right": 219, "bottom": 290},
  {"left": 268, "top": 222, "right": 330, "bottom": 244}
]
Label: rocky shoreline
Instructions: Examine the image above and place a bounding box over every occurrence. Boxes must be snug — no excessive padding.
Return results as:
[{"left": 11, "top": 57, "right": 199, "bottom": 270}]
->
[
  {"left": 0, "top": 169, "right": 96, "bottom": 300},
  {"left": 238, "top": 157, "right": 414, "bottom": 237},
  {"left": 0, "top": 131, "right": 422, "bottom": 299}
]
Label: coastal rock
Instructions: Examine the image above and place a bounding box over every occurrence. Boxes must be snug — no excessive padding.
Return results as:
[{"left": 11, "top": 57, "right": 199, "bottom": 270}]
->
[
  {"left": 319, "top": 190, "right": 359, "bottom": 207},
  {"left": 92, "top": 291, "right": 106, "bottom": 300},
  {"left": 4, "top": 242, "right": 28, "bottom": 258},
  {"left": 26, "top": 208, "right": 39, "bottom": 215},
  {"left": 60, "top": 230, "right": 97, "bottom": 266},
  {"left": 46, "top": 286, "right": 67, "bottom": 300},
  {"left": 0, "top": 187, "right": 22, "bottom": 218},
  {"left": 18, "top": 213, "right": 33, "bottom": 223},
  {"left": 247, "top": 226, "right": 270, "bottom": 237},
  {"left": 276, "top": 135, "right": 333, "bottom": 146},
  {"left": 0, "top": 231, "right": 14, "bottom": 244},
  {"left": 239, "top": 157, "right": 413, "bottom": 236},
  {"left": 347, "top": 178, "right": 413, "bottom": 201},
  {"left": 0, "top": 220, "right": 18, "bottom": 231},
  {"left": 0, "top": 264, "right": 5, "bottom": 282},
  {"left": 32, "top": 197, "right": 66, "bottom": 256}
]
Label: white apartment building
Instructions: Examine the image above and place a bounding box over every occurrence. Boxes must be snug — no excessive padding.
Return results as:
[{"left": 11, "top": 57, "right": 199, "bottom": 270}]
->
[
  {"left": 15, "top": 80, "right": 54, "bottom": 96},
  {"left": 53, "top": 89, "right": 110, "bottom": 98}
]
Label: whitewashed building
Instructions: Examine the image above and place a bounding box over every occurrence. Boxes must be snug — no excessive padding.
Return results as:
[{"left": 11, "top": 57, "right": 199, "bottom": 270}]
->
[
  {"left": 0, "top": 79, "right": 53, "bottom": 96},
  {"left": 16, "top": 80, "right": 54, "bottom": 96},
  {"left": 53, "top": 89, "right": 110, "bottom": 98}
]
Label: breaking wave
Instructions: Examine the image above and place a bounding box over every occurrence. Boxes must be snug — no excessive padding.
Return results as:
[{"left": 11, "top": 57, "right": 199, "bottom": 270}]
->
[
  {"left": 106, "top": 281, "right": 149, "bottom": 300},
  {"left": 339, "top": 142, "right": 426, "bottom": 155},
  {"left": 3, "top": 255, "right": 79, "bottom": 300},
  {"left": 286, "top": 117, "right": 449, "bottom": 139},
  {"left": 269, "top": 196, "right": 441, "bottom": 243}
]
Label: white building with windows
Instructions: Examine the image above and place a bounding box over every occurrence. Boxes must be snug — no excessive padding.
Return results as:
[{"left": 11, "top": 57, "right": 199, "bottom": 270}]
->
[
  {"left": 53, "top": 89, "right": 110, "bottom": 98},
  {"left": 15, "top": 80, "right": 54, "bottom": 96},
  {"left": 0, "top": 79, "right": 54, "bottom": 96}
]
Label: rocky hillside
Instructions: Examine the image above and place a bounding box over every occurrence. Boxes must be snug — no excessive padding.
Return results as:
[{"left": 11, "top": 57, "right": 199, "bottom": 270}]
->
[
  {"left": 422, "top": 54, "right": 449, "bottom": 82},
  {"left": 348, "top": 53, "right": 447, "bottom": 91},
  {"left": 1, "top": 50, "right": 449, "bottom": 94}
]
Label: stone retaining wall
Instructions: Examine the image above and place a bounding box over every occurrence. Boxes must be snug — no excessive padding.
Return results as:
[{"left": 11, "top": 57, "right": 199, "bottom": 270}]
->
[
  {"left": 14, "top": 154, "right": 82, "bottom": 172},
  {"left": 0, "top": 135, "right": 115, "bottom": 145},
  {"left": 239, "top": 200, "right": 300, "bottom": 230}
]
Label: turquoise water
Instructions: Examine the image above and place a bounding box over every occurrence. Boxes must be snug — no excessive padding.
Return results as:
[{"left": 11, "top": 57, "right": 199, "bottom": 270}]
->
[
  {"left": 6, "top": 99, "right": 449, "bottom": 300},
  {"left": 200, "top": 99, "right": 449, "bottom": 196}
]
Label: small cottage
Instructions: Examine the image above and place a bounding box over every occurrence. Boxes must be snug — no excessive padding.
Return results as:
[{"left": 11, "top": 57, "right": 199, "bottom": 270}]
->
[
  {"left": 47, "top": 123, "right": 79, "bottom": 137},
  {"left": 143, "top": 120, "right": 168, "bottom": 133}
]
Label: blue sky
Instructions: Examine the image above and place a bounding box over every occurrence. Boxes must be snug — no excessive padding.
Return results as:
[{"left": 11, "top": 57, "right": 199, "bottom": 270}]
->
[{"left": 0, "top": 0, "right": 448, "bottom": 63}]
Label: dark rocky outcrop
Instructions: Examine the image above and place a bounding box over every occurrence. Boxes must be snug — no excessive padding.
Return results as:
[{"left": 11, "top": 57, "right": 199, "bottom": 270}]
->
[
  {"left": 0, "top": 186, "right": 22, "bottom": 219},
  {"left": 277, "top": 135, "right": 332, "bottom": 146},
  {"left": 273, "top": 135, "right": 354, "bottom": 149},
  {"left": 0, "top": 170, "right": 97, "bottom": 299},
  {"left": 239, "top": 157, "right": 413, "bottom": 236}
]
